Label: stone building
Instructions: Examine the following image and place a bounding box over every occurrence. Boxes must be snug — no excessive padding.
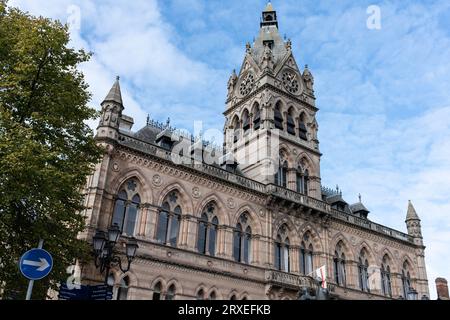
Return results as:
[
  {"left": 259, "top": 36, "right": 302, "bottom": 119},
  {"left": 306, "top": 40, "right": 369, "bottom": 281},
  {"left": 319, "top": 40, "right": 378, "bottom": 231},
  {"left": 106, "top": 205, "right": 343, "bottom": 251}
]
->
[{"left": 79, "top": 4, "right": 429, "bottom": 300}]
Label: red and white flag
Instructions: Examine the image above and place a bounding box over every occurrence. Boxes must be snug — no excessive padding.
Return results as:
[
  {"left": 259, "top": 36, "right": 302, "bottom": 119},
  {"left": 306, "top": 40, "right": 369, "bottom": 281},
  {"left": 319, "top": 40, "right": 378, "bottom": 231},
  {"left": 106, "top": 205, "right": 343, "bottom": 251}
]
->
[{"left": 315, "top": 265, "right": 327, "bottom": 289}]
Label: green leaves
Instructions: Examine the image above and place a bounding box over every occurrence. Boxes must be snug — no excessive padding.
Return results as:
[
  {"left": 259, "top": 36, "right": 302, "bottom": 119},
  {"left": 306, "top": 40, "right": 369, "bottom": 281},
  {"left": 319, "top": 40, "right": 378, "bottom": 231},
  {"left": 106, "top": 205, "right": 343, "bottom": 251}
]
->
[{"left": 0, "top": 2, "right": 102, "bottom": 299}]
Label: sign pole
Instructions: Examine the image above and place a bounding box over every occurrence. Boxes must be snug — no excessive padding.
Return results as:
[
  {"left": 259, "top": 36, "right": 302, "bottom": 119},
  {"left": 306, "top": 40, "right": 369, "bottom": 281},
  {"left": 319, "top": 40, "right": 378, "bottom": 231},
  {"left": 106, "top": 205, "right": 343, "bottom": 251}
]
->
[{"left": 25, "top": 239, "right": 44, "bottom": 300}]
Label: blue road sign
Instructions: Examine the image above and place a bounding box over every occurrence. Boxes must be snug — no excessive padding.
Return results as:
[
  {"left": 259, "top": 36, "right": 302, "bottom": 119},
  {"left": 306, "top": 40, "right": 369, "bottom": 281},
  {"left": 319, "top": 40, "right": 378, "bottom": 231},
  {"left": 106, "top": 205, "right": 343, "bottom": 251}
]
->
[
  {"left": 19, "top": 248, "right": 53, "bottom": 280},
  {"left": 58, "top": 283, "right": 113, "bottom": 300}
]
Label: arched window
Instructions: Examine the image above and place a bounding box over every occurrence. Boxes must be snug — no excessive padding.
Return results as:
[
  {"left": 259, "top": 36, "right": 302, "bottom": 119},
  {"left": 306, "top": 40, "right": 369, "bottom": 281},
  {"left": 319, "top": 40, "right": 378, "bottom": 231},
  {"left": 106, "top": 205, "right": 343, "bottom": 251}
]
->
[
  {"left": 296, "top": 165, "right": 309, "bottom": 195},
  {"left": 196, "top": 289, "right": 205, "bottom": 300},
  {"left": 334, "top": 242, "right": 346, "bottom": 286},
  {"left": 112, "top": 179, "right": 141, "bottom": 236},
  {"left": 287, "top": 109, "right": 295, "bottom": 135},
  {"left": 233, "top": 213, "right": 252, "bottom": 264},
  {"left": 300, "top": 233, "right": 314, "bottom": 275},
  {"left": 253, "top": 104, "right": 261, "bottom": 130},
  {"left": 274, "top": 102, "right": 284, "bottom": 130},
  {"left": 117, "top": 276, "right": 129, "bottom": 300},
  {"left": 230, "top": 295, "right": 237, "bottom": 300},
  {"left": 209, "top": 291, "right": 216, "bottom": 300},
  {"left": 275, "top": 155, "right": 288, "bottom": 188},
  {"left": 156, "top": 191, "right": 182, "bottom": 247},
  {"left": 299, "top": 113, "right": 308, "bottom": 140},
  {"left": 242, "top": 110, "right": 250, "bottom": 134},
  {"left": 402, "top": 261, "right": 412, "bottom": 299},
  {"left": 232, "top": 115, "right": 240, "bottom": 143},
  {"left": 303, "top": 170, "right": 309, "bottom": 195},
  {"left": 166, "top": 284, "right": 176, "bottom": 300},
  {"left": 358, "top": 250, "right": 370, "bottom": 292},
  {"left": 197, "top": 202, "right": 219, "bottom": 256},
  {"left": 381, "top": 255, "right": 392, "bottom": 297},
  {"left": 152, "top": 282, "right": 162, "bottom": 300},
  {"left": 274, "top": 227, "right": 290, "bottom": 272}
]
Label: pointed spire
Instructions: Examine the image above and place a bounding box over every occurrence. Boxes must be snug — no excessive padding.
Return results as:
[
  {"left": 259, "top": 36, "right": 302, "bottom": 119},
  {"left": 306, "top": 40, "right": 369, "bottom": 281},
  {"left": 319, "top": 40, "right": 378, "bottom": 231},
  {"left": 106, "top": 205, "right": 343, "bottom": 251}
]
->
[
  {"left": 264, "top": 2, "right": 274, "bottom": 12},
  {"left": 406, "top": 200, "right": 420, "bottom": 221},
  {"left": 102, "top": 76, "right": 123, "bottom": 106}
]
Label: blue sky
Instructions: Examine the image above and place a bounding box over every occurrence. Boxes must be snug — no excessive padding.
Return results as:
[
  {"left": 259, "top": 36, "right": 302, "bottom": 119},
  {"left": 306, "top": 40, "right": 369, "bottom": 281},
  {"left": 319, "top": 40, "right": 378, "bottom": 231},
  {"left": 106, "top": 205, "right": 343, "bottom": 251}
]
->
[{"left": 9, "top": 0, "right": 450, "bottom": 298}]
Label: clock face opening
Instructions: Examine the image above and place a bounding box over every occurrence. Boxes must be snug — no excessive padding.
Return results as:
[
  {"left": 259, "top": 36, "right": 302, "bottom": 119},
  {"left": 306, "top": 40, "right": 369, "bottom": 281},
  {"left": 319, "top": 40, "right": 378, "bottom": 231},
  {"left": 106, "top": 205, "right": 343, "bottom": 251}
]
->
[
  {"left": 282, "top": 71, "right": 300, "bottom": 94},
  {"left": 240, "top": 73, "right": 255, "bottom": 96}
]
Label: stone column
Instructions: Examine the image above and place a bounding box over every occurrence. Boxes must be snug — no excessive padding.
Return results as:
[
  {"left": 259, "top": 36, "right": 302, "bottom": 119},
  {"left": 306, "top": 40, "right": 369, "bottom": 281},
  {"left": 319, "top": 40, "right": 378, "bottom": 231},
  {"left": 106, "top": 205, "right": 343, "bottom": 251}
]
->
[
  {"left": 221, "top": 226, "right": 234, "bottom": 260},
  {"left": 145, "top": 206, "right": 159, "bottom": 241},
  {"left": 179, "top": 215, "right": 198, "bottom": 251},
  {"left": 287, "top": 168, "right": 297, "bottom": 191},
  {"left": 290, "top": 246, "right": 300, "bottom": 273},
  {"left": 251, "top": 235, "right": 261, "bottom": 265}
]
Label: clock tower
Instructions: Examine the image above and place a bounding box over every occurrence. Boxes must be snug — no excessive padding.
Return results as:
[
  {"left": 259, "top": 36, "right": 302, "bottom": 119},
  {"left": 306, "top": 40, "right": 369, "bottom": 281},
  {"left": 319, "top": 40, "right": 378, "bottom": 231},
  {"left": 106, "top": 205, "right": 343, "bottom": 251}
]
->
[{"left": 223, "top": 3, "right": 322, "bottom": 200}]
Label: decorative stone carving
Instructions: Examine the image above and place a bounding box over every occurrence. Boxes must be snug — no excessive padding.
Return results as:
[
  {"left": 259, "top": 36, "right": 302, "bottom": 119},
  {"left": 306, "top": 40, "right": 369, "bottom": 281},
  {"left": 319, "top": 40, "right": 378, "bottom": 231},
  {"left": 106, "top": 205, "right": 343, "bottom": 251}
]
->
[
  {"left": 192, "top": 187, "right": 201, "bottom": 199},
  {"left": 152, "top": 174, "right": 162, "bottom": 187},
  {"left": 227, "top": 198, "right": 236, "bottom": 209},
  {"left": 112, "top": 162, "right": 120, "bottom": 172}
]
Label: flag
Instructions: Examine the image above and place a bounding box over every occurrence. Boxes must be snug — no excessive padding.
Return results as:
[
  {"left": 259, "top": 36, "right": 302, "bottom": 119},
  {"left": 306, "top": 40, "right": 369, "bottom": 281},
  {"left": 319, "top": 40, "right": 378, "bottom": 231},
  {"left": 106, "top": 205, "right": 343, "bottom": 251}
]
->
[{"left": 315, "top": 265, "right": 327, "bottom": 289}]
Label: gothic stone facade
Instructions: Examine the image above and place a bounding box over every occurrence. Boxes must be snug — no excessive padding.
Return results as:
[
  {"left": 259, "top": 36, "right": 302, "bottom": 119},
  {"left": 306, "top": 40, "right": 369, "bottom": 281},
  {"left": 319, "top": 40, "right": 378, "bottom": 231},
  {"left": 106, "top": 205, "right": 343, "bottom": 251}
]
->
[{"left": 79, "top": 4, "right": 429, "bottom": 300}]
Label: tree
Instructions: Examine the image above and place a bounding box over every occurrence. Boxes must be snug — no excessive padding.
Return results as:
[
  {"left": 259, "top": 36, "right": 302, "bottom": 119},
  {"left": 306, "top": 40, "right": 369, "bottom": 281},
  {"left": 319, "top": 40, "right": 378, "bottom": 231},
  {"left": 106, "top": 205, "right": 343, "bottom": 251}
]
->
[{"left": 0, "top": 1, "right": 102, "bottom": 299}]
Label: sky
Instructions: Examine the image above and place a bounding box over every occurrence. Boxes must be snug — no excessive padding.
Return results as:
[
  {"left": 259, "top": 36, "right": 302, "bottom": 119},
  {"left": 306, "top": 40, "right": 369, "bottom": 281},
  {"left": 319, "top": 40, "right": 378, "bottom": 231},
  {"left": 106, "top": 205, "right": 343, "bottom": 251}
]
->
[{"left": 8, "top": 0, "right": 450, "bottom": 299}]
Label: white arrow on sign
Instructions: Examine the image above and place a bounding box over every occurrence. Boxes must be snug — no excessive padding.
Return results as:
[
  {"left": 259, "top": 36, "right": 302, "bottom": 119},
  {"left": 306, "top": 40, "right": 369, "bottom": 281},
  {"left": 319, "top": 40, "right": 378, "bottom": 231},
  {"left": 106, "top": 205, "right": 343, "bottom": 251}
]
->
[{"left": 23, "top": 258, "right": 50, "bottom": 272}]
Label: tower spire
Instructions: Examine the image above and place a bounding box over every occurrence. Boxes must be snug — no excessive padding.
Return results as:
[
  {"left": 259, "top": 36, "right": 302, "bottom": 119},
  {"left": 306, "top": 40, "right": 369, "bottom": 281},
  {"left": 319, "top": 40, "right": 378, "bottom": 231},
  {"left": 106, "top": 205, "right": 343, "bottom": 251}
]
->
[
  {"left": 102, "top": 76, "right": 123, "bottom": 106},
  {"left": 406, "top": 200, "right": 420, "bottom": 221}
]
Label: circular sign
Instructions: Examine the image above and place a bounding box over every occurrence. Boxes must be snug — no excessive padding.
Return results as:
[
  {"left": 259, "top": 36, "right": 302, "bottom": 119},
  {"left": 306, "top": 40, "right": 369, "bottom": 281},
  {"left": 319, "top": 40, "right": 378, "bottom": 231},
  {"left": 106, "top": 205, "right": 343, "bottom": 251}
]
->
[{"left": 19, "top": 248, "right": 53, "bottom": 280}]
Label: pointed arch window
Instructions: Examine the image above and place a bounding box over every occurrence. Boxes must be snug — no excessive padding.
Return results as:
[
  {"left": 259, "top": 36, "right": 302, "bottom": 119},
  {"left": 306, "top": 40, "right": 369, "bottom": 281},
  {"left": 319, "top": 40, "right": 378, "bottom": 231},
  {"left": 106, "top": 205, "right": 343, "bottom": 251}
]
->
[
  {"left": 156, "top": 191, "right": 182, "bottom": 247},
  {"left": 196, "top": 289, "right": 205, "bottom": 300},
  {"left": 152, "top": 282, "right": 162, "bottom": 300},
  {"left": 274, "top": 103, "right": 284, "bottom": 130},
  {"left": 117, "top": 276, "right": 129, "bottom": 300},
  {"left": 334, "top": 242, "right": 347, "bottom": 286},
  {"left": 197, "top": 202, "right": 219, "bottom": 256},
  {"left": 381, "top": 255, "right": 392, "bottom": 297},
  {"left": 300, "top": 233, "right": 314, "bottom": 275},
  {"left": 287, "top": 110, "right": 295, "bottom": 135},
  {"left": 253, "top": 105, "right": 261, "bottom": 130},
  {"left": 275, "top": 229, "right": 290, "bottom": 272},
  {"left": 166, "top": 284, "right": 176, "bottom": 300},
  {"left": 358, "top": 250, "right": 370, "bottom": 292},
  {"left": 209, "top": 291, "right": 217, "bottom": 300},
  {"left": 299, "top": 114, "right": 308, "bottom": 140},
  {"left": 296, "top": 166, "right": 309, "bottom": 195},
  {"left": 232, "top": 116, "right": 240, "bottom": 143},
  {"left": 233, "top": 213, "right": 252, "bottom": 264},
  {"left": 402, "top": 261, "right": 412, "bottom": 299},
  {"left": 275, "top": 157, "right": 288, "bottom": 188},
  {"left": 242, "top": 110, "right": 250, "bottom": 134},
  {"left": 112, "top": 179, "right": 141, "bottom": 236}
]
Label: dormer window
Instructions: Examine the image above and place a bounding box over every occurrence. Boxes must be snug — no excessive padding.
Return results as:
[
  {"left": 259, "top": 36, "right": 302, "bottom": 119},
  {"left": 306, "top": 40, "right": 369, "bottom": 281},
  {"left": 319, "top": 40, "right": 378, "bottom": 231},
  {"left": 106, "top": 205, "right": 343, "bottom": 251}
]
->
[{"left": 263, "top": 40, "right": 274, "bottom": 50}]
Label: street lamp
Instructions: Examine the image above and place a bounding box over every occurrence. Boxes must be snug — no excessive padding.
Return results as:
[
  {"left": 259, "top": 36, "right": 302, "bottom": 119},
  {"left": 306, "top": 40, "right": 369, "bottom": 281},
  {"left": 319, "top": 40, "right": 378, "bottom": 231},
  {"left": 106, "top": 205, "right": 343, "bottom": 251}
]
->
[
  {"left": 93, "top": 223, "right": 139, "bottom": 284},
  {"left": 407, "top": 287, "right": 418, "bottom": 300}
]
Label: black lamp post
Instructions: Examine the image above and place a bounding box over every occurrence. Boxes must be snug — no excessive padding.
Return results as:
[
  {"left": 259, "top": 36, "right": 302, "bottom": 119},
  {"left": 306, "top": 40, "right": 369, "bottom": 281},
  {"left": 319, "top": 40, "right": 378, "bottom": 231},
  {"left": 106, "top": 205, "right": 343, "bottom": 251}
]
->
[
  {"left": 93, "top": 223, "right": 139, "bottom": 285},
  {"left": 407, "top": 287, "right": 418, "bottom": 300}
]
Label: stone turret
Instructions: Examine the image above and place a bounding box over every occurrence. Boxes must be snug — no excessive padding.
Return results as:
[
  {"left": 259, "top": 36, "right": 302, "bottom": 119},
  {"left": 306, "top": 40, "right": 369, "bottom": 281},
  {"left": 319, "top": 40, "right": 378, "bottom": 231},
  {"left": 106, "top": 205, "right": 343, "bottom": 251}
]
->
[
  {"left": 406, "top": 200, "right": 422, "bottom": 242},
  {"left": 97, "top": 76, "right": 124, "bottom": 141}
]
